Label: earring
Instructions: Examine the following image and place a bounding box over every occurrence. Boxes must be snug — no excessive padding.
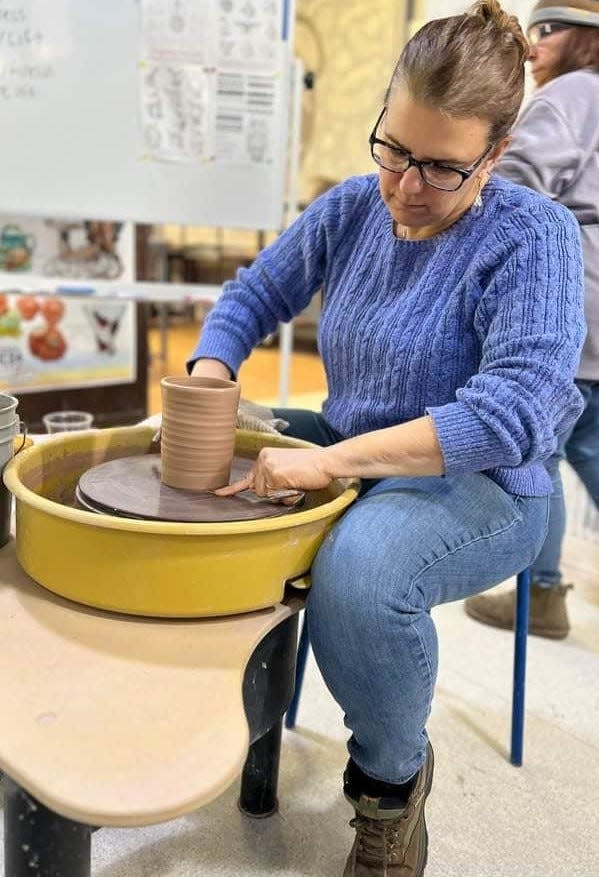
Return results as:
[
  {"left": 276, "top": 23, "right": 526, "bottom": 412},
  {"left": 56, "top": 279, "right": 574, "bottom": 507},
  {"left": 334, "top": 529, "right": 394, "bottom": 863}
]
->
[{"left": 474, "top": 174, "right": 486, "bottom": 209}]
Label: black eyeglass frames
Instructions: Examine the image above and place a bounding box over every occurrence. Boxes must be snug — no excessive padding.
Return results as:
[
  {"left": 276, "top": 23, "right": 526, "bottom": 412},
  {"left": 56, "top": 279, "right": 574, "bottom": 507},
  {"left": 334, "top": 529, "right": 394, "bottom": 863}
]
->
[{"left": 369, "top": 108, "right": 493, "bottom": 192}]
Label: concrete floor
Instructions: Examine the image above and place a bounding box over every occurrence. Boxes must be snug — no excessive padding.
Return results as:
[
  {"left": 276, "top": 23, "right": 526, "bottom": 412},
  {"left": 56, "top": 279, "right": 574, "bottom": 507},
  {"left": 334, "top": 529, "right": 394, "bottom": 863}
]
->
[{"left": 1, "top": 565, "right": 596, "bottom": 876}]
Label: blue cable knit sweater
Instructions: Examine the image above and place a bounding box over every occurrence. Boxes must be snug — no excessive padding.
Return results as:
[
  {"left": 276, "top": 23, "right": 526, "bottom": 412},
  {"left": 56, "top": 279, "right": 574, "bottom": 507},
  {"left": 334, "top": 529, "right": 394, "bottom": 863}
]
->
[{"left": 189, "top": 174, "right": 585, "bottom": 496}]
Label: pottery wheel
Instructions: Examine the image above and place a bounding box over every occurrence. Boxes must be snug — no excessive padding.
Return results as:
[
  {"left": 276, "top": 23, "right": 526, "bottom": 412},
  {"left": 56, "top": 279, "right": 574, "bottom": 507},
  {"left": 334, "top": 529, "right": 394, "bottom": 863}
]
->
[{"left": 77, "top": 455, "right": 304, "bottom": 523}]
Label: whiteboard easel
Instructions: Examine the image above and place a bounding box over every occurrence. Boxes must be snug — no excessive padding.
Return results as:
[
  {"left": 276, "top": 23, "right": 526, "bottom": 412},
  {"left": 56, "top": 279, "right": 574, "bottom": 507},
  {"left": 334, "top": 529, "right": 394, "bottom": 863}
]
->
[
  {"left": 0, "top": 0, "right": 294, "bottom": 230},
  {"left": 0, "top": 0, "right": 300, "bottom": 405},
  {"left": 277, "top": 57, "right": 304, "bottom": 406}
]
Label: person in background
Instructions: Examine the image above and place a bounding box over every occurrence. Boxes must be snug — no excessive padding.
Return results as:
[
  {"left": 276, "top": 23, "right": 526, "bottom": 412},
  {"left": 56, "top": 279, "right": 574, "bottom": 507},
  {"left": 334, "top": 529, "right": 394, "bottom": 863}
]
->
[
  {"left": 188, "top": 3, "right": 585, "bottom": 873},
  {"left": 465, "top": 0, "right": 599, "bottom": 640}
]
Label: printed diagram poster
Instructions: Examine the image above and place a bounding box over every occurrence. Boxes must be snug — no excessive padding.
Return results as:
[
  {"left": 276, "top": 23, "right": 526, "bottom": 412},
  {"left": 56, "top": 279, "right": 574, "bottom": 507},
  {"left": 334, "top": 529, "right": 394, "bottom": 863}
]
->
[
  {"left": 215, "top": 71, "right": 278, "bottom": 165},
  {"left": 140, "top": 63, "right": 214, "bottom": 163},
  {"left": 140, "top": 0, "right": 283, "bottom": 72},
  {"left": 216, "top": 0, "right": 283, "bottom": 74},
  {"left": 139, "top": 0, "right": 285, "bottom": 166},
  {"left": 0, "top": 293, "right": 136, "bottom": 392},
  {"left": 141, "top": 0, "right": 212, "bottom": 65}
]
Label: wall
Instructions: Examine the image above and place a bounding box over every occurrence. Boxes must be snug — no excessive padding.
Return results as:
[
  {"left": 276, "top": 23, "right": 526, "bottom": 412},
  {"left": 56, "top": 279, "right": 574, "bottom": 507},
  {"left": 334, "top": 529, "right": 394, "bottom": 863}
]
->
[{"left": 294, "top": 0, "right": 406, "bottom": 201}]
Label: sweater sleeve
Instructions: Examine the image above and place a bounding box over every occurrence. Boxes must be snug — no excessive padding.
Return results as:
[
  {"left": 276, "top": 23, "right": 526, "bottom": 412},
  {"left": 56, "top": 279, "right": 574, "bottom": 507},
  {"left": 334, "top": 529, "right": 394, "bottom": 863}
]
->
[
  {"left": 427, "top": 211, "right": 586, "bottom": 475},
  {"left": 496, "top": 98, "right": 581, "bottom": 200},
  {"left": 186, "top": 177, "right": 367, "bottom": 376}
]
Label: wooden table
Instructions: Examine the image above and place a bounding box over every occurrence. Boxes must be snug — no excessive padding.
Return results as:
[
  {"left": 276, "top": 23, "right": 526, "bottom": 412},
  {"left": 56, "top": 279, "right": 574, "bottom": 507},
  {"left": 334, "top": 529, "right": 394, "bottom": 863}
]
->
[{"left": 0, "top": 539, "right": 304, "bottom": 876}]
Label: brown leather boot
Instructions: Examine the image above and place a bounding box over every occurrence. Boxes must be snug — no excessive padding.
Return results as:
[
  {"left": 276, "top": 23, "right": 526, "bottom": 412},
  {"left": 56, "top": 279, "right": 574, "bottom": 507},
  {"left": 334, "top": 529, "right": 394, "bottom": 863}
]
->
[
  {"left": 464, "top": 583, "right": 573, "bottom": 640},
  {"left": 343, "top": 743, "right": 434, "bottom": 876}
]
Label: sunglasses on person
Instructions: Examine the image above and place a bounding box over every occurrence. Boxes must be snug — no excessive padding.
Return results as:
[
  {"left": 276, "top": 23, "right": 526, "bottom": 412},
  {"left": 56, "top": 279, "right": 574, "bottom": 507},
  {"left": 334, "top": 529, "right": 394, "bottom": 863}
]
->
[{"left": 527, "top": 21, "right": 571, "bottom": 45}]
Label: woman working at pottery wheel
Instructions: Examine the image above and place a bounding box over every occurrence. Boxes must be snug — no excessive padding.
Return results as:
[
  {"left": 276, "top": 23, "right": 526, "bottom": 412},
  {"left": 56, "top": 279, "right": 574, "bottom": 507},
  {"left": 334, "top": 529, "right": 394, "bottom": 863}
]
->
[{"left": 187, "top": 3, "right": 585, "bottom": 873}]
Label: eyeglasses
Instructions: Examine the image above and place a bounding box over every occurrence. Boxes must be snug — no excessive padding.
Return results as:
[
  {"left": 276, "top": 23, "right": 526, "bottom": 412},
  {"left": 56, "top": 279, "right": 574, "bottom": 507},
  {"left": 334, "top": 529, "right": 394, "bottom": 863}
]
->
[
  {"left": 527, "top": 21, "right": 571, "bottom": 45},
  {"left": 369, "top": 108, "right": 493, "bottom": 192}
]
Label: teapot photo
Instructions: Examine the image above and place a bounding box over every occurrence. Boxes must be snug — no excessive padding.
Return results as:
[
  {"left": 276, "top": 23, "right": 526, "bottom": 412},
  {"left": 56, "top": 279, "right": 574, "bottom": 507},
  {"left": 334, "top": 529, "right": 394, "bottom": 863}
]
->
[{"left": 0, "top": 224, "right": 36, "bottom": 272}]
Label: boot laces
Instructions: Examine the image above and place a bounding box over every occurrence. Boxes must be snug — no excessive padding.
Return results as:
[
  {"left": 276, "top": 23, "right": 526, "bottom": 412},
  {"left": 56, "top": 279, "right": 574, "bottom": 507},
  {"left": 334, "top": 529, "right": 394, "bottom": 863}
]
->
[{"left": 349, "top": 812, "right": 410, "bottom": 867}]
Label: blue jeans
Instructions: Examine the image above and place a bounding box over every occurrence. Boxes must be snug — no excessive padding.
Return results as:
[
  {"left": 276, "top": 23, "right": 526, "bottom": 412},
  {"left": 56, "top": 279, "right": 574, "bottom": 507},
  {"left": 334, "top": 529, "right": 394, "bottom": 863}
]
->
[
  {"left": 532, "top": 379, "right": 599, "bottom": 587},
  {"left": 275, "top": 408, "right": 549, "bottom": 783}
]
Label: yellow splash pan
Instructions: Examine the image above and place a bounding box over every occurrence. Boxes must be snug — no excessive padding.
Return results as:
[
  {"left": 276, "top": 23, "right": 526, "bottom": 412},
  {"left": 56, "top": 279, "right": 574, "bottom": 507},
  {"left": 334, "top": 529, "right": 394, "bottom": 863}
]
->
[{"left": 4, "top": 425, "right": 358, "bottom": 617}]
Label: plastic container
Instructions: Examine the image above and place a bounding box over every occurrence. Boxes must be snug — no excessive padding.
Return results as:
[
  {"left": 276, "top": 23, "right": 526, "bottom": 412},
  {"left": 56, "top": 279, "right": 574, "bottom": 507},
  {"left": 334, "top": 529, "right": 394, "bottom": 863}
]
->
[
  {"left": 43, "top": 411, "right": 95, "bottom": 433},
  {"left": 0, "top": 418, "right": 25, "bottom": 443},
  {"left": 0, "top": 426, "right": 28, "bottom": 548},
  {"left": 0, "top": 393, "right": 18, "bottom": 428}
]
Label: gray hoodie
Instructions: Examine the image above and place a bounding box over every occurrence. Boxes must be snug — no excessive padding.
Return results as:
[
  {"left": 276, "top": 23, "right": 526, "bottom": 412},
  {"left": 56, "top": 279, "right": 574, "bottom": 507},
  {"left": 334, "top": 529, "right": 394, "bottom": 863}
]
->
[{"left": 497, "top": 68, "right": 599, "bottom": 379}]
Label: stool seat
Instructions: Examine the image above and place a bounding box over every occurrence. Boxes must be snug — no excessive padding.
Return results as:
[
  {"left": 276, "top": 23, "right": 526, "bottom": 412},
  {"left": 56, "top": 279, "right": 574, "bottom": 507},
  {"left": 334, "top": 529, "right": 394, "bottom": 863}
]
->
[{"left": 0, "top": 540, "right": 302, "bottom": 828}]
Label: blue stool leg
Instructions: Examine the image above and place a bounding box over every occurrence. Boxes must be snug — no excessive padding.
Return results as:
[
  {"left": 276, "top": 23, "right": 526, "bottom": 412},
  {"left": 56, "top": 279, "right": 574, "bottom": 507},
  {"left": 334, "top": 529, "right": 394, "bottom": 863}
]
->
[
  {"left": 511, "top": 568, "right": 531, "bottom": 766},
  {"left": 285, "top": 613, "right": 310, "bottom": 730}
]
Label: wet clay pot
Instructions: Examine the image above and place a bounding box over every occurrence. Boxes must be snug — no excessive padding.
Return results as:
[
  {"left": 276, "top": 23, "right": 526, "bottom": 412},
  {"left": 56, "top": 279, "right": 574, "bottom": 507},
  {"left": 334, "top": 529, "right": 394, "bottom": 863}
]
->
[{"left": 160, "top": 375, "right": 241, "bottom": 491}]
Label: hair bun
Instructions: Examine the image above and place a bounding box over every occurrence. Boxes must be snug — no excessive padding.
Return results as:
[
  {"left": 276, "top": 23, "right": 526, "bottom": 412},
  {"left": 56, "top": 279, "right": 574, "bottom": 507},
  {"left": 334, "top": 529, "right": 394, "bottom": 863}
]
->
[
  {"left": 468, "top": 0, "right": 530, "bottom": 61},
  {"left": 470, "top": 0, "right": 501, "bottom": 23}
]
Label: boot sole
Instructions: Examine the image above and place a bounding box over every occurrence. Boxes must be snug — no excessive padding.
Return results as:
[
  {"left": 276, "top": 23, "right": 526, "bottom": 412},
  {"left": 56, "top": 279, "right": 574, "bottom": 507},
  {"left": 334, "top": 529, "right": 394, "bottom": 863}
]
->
[{"left": 464, "top": 603, "right": 569, "bottom": 640}]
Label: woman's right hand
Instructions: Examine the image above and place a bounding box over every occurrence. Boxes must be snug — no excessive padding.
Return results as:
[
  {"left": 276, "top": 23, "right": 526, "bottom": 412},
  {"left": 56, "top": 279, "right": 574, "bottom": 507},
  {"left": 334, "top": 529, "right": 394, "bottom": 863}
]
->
[
  {"left": 214, "top": 446, "right": 334, "bottom": 497},
  {"left": 190, "top": 358, "right": 233, "bottom": 381}
]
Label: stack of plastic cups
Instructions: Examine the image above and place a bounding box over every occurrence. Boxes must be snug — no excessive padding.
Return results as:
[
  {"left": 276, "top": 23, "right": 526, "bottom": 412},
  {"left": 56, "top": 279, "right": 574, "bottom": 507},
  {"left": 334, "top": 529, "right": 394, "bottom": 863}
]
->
[
  {"left": 42, "top": 411, "right": 94, "bottom": 433},
  {"left": 160, "top": 376, "right": 241, "bottom": 491},
  {"left": 0, "top": 393, "right": 27, "bottom": 547}
]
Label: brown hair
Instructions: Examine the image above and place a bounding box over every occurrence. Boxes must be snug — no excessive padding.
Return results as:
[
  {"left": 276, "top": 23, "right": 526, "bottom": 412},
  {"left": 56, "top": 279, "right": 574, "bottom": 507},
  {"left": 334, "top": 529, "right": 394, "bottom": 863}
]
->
[
  {"left": 386, "top": 0, "right": 529, "bottom": 143},
  {"left": 548, "top": 24, "right": 599, "bottom": 79}
]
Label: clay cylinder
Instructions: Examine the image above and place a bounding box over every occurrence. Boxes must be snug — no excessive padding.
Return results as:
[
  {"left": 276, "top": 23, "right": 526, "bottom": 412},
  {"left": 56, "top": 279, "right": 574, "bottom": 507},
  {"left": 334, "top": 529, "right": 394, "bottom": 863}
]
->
[{"left": 160, "top": 375, "right": 241, "bottom": 491}]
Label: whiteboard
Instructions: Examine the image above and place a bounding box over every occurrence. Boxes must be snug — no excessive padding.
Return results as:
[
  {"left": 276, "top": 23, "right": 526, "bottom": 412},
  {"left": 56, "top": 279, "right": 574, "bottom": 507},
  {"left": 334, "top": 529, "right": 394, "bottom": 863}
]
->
[{"left": 0, "top": 0, "right": 294, "bottom": 228}]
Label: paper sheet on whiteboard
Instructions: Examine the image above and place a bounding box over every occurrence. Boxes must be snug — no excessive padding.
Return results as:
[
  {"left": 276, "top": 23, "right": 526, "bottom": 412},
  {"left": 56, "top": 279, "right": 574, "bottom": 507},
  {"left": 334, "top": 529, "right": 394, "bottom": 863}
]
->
[
  {"left": 216, "top": 0, "right": 283, "bottom": 73},
  {"left": 215, "top": 71, "right": 279, "bottom": 165},
  {"left": 139, "top": 0, "right": 283, "bottom": 166},
  {"left": 139, "top": 63, "right": 215, "bottom": 162},
  {"left": 140, "top": 0, "right": 283, "bottom": 73}
]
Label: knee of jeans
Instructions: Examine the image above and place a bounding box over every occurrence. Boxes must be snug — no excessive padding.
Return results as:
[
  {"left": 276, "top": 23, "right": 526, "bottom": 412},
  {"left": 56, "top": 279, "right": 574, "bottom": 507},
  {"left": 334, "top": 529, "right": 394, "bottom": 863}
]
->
[{"left": 309, "top": 516, "right": 416, "bottom": 629}]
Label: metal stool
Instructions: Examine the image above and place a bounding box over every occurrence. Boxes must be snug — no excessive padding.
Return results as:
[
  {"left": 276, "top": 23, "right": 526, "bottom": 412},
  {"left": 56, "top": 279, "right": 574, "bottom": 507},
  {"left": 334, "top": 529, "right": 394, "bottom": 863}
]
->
[{"left": 285, "top": 568, "right": 532, "bottom": 767}]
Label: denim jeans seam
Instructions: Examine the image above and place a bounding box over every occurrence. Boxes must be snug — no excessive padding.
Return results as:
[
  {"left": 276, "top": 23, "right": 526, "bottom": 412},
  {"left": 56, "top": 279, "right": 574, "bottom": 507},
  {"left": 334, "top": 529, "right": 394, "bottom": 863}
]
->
[
  {"left": 400, "top": 514, "right": 525, "bottom": 704},
  {"left": 408, "top": 513, "right": 524, "bottom": 594},
  {"left": 408, "top": 616, "right": 435, "bottom": 732}
]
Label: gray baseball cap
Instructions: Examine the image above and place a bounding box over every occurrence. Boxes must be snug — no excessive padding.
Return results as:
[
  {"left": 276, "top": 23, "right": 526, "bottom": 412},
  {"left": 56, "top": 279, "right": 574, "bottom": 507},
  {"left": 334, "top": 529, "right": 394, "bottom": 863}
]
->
[{"left": 529, "top": 0, "right": 599, "bottom": 29}]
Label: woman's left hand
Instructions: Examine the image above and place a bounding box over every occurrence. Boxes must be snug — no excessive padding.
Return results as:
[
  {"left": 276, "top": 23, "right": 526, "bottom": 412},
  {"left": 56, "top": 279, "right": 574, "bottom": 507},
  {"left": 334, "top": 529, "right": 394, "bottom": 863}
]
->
[{"left": 214, "top": 446, "right": 334, "bottom": 498}]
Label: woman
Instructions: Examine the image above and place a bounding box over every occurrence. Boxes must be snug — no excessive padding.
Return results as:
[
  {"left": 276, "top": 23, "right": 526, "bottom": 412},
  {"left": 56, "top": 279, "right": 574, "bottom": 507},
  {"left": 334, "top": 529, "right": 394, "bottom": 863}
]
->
[
  {"left": 188, "top": 2, "right": 585, "bottom": 873},
  {"left": 465, "top": 0, "right": 599, "bottom": 640}
]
